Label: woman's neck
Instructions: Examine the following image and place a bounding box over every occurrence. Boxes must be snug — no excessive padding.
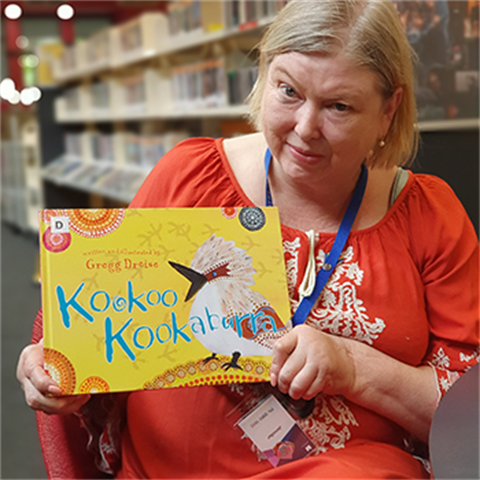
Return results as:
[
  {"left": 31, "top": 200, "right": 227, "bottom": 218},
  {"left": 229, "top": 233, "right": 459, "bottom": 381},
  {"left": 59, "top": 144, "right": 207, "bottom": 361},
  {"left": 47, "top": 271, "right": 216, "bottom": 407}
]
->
[
  {"left": 223, "top": 133, "right": 398, "bottom": 233},
  {"left": 268, "top": 161, "right": 363, "bottom": 233}
]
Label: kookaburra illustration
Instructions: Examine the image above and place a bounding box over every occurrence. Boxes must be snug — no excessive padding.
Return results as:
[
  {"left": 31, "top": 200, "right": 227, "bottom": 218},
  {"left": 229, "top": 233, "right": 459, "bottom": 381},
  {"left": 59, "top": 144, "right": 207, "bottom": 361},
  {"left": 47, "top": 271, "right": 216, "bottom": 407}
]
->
[{"left": 169, "top": 235, "right": 290, "bottom": 370}]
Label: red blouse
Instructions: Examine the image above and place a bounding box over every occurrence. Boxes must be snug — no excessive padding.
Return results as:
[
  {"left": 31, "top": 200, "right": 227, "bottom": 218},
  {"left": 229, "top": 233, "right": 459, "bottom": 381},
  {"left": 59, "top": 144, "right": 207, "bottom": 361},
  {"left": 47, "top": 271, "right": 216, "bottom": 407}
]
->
[{"left": 114, "top": 137, "right": 479, "bottom": 479}]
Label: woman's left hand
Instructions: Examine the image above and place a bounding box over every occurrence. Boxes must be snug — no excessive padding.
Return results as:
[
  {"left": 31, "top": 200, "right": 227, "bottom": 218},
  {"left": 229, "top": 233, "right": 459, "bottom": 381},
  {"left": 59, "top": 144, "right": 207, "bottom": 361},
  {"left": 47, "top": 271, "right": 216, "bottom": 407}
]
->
[
  {"left": 270, "top": 324, "right": 355, "bottom": 400},
  {"left": 270, "top": 324, "right": 439, "bottom": 442}
]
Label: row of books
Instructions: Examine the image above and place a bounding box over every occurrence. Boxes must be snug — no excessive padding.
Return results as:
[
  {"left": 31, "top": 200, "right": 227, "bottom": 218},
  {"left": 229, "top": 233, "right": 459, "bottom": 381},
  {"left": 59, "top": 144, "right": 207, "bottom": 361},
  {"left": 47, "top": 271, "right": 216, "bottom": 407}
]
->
[
  {"left": 58, "top": 13, "right": 167, "bottom": 76},
  {"left": 167, "top": 0, "right": 288, "bottom": 36},
  {"left": 172, "top": 56, "right": 259, "bottom": 111},
  {"left": 57, "top": 58, "right": 257, "bottom": 121},
  {"left": 224, "top": 0, "right": 288, "bottom": 29},
  {"left": 64, "top": 131, "right": 189, "bottom": 169},
  {"left": 52, "top": 2, "right": 292, "bottom": 81},
  {"left": 57, "top": 69, "right": 170, "bottom": 120},
  {"left": 228, "top": 66, "right": 259, "bottom": 106},
  {"left": 171, "top": 59, "right": 228, "bottom": 111},
  {"left": 123, "top": 132, "right": 189, "bottom": 168},
  {"left": 167, "top": 0, "right": 203, "bottom": 36}
]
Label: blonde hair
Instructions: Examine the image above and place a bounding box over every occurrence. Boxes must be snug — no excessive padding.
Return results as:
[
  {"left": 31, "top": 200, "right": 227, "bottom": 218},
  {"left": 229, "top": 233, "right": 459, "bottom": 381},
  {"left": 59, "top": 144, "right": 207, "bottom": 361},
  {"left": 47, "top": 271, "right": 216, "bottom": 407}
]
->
[{"left": 247, "top": 0, "right": 418, "bottom": 168}]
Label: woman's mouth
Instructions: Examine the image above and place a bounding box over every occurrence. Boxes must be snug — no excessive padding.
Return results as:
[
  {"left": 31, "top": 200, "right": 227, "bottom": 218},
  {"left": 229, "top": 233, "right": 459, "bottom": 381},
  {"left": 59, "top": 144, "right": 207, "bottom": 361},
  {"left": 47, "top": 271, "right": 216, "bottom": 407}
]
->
[{"left": 287, "top": 143, "right": 323, "bottom": 162}]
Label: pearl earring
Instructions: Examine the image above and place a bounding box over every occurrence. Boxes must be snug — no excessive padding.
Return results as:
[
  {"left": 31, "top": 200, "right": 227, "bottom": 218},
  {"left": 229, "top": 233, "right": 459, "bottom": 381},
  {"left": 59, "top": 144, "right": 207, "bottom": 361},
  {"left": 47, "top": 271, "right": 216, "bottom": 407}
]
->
[{"left": 379, "top": 139, "right": 386, "bottom": 148}]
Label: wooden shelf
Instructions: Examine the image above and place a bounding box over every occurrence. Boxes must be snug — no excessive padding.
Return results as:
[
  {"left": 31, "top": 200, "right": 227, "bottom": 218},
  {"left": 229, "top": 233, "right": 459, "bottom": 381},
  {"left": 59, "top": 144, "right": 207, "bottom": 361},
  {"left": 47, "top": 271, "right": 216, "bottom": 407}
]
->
[
  {"left": 418, "top": 118, "right": 479, "bottom": 132},
  {"left": 56, "top": 104, "right": 249, "bottom": 123}
]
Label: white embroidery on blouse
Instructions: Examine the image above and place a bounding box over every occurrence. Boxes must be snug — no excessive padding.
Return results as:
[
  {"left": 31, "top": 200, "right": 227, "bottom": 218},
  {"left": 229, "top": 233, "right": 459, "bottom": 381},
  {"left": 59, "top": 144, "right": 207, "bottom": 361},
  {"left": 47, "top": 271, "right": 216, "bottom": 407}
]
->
[
  {"left": 432, "top": 347, "right": 451, "bottom": 369},
  {"left": 283, "top": 237, "right": 302, "bottom": 299},
  {"left": 459, "top": 346, "right": 480, "bottom": 364},
  {"left": 285, "top": 240, "right": 386, "bottom": 345},
  {"left": 298, "top": 394, "right": 359, "bottom": 455},
  {"left": 280, "top": 238, "right": 377, "bottom": 453},
  {"left": 439, "top": 370, "right": 460, "bottom": 393}
]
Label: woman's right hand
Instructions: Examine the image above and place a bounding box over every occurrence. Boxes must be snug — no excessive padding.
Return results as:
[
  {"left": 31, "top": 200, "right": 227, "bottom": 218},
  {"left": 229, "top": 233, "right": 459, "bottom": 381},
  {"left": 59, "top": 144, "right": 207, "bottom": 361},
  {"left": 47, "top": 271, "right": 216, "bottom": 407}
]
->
[{"left": 16, "top": 339, "right": 91, "bottom": 415}]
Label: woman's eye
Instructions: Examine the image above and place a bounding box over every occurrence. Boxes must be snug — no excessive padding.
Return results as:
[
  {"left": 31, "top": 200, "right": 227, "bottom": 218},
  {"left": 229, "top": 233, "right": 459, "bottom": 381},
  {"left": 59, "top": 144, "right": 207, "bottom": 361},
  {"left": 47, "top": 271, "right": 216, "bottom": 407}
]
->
[
  {"left": 332, "top": 103, "right": 349, "bottom": 112},
  {"left": 281, "top": 85, "right": 296, "bottom": 97}
]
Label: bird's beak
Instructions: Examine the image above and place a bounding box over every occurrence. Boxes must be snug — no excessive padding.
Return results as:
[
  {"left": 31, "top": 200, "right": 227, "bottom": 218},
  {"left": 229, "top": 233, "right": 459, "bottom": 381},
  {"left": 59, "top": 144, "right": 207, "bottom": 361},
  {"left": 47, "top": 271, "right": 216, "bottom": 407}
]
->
[{"left": 169, "top": 261, "right": 207, "bottom": 301}]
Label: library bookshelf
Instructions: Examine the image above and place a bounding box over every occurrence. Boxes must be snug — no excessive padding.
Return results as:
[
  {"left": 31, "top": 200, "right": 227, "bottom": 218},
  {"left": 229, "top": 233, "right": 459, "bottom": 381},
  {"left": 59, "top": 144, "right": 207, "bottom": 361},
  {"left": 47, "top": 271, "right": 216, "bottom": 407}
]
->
[{"left": 43, "top": 1, "right": 289, "bottom": 206}]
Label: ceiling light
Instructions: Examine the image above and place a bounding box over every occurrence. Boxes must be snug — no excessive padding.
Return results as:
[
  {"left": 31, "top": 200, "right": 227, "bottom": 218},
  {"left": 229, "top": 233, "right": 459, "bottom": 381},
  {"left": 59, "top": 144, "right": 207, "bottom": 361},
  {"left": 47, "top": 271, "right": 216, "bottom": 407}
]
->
[
  {"left": 56, "top": 4, "right": 74, "bottom": 20},
  {"left": 16, "top": 36, "right": 29, "bottom": 49},
  {"left": 0, "top": 78, "right": 16, "bottom": 101},
  {"left": 4, "top": 4, "right": 22, "bottom": 20},
  {"left": 30, "top": 86, "right": 42, "bottom": 102},
  {"left": 9, "top": 90, "right": 21, "bottom": 105},
  {"left": 20, "top": 88, "right": 36, "bottom": 106},
  {"left": 19, "top": 54, "right": 39, "bottom": 68}
]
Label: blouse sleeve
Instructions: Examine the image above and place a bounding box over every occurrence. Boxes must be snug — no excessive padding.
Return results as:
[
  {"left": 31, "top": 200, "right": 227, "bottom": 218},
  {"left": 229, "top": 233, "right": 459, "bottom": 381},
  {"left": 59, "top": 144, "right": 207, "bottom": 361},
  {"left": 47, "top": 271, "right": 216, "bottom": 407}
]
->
[
  {"left": 411, "top": 175, "right": 479, "bottom": 400},
  {"left": 129, "top": 137, "right": 243, "bottom": 209}
]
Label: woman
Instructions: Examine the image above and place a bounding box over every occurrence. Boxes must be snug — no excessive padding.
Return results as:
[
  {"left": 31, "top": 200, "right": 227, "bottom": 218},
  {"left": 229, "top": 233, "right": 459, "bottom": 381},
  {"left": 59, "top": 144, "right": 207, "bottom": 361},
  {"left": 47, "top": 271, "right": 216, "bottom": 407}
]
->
[{"left": 17, "top": 1, "right": 479, "bottom": 478}]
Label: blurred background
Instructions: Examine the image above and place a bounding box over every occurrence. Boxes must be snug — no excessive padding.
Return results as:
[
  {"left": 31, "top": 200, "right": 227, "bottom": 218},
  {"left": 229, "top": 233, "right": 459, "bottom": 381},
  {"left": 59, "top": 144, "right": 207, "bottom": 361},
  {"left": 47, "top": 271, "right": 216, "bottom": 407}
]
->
[{"left": 0, "top": 1, "right": 478, "bottom": 478}]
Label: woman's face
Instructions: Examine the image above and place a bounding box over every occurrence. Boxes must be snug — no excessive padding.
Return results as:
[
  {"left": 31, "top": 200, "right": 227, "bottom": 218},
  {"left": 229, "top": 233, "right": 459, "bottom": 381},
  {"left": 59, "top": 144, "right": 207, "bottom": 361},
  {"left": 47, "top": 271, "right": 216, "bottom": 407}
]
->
[{"left": 260, "top": 52, "right": 400, "bottom": 185}]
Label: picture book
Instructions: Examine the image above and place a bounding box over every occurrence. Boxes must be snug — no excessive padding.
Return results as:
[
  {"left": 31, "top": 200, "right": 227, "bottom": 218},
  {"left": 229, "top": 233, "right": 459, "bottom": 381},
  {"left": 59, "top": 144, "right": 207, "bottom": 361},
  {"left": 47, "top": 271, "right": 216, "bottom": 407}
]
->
[{"left": 39, "top": 207, "right": 292, "bottom": 395}]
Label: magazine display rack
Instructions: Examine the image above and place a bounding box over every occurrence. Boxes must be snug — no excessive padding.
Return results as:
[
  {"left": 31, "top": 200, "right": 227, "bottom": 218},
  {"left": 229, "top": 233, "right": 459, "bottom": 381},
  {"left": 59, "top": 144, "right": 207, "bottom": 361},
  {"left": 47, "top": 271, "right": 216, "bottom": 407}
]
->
[{"left": 42, "top": 128, "right": 190, "bottom": 203}]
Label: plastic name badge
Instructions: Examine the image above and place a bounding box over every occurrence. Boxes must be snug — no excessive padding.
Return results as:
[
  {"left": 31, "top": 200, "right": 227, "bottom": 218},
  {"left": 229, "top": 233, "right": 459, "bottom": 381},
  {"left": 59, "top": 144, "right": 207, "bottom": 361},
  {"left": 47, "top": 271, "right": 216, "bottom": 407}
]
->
[{"left": 236, "top": 394, "right": 315, "bottom": 467}]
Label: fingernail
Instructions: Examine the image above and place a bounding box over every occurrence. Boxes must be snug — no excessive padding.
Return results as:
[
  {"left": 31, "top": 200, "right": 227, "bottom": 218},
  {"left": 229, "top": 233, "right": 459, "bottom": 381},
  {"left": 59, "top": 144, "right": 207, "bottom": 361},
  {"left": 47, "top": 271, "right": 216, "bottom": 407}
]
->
[{"left": 47, "top": 385, "right": 62, "bottom": 394}]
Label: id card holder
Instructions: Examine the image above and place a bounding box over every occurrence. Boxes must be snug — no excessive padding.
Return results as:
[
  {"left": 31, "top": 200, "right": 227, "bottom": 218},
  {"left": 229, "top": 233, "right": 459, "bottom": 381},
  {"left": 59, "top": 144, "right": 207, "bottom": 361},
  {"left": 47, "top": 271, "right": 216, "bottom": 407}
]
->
[{"left": 227, "top": 392, "right": 315, "bottom": 467}]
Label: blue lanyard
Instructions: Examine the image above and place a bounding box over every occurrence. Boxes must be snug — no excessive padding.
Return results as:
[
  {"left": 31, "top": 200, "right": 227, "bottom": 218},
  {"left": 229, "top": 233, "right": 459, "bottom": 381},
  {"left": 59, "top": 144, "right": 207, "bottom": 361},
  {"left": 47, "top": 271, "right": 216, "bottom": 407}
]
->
[{"left": 264, "top": 148, "right": 368, "bottom": 327}]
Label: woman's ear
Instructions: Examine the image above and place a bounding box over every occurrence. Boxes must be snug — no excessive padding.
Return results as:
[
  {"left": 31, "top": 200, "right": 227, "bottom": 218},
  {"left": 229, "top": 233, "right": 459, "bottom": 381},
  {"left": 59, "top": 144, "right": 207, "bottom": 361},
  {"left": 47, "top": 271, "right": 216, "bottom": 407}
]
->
[{"left": 381, "top": 86, "right": 403, "bottom": 133}]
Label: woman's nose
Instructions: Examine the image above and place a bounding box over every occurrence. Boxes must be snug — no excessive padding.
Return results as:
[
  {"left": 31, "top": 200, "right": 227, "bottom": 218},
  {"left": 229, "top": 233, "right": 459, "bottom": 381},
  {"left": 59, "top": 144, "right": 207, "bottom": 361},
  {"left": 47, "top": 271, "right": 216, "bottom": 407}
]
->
[{"left": 294, "top": 103, "right": 322, "bottom": 141}]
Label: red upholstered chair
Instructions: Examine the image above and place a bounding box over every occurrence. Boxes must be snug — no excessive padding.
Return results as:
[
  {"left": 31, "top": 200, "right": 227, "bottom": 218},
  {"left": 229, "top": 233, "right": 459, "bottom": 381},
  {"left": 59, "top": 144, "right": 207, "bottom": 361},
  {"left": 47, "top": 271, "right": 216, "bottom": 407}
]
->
[{"left": 37, "top": 411, "right": 111, "bottom": 479}]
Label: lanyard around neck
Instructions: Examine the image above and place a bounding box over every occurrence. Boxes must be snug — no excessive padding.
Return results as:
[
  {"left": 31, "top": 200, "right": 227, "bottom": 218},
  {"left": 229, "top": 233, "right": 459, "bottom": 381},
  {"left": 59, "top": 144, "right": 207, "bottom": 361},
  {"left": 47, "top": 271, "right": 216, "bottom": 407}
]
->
[{"left": 264, "top": 148, "right": 368, "bottom": 326}]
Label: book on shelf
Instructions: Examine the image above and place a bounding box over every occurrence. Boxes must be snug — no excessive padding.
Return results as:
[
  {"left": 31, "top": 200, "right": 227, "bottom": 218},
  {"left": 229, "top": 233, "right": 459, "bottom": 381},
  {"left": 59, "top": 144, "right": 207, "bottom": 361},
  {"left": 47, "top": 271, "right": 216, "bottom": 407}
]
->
[
  {"left": 224, "top": 0, "right": 285, "bottom": 30},
  {"left": 90, "top": 165, "right": 115, "bottom": 187},
  {"left": 171, "top": 58, "right": 227, "bottom": 111},
  {"left": 228, "top": 66, "right": 258, "bottom": 105},
  {"left": 86, "top": 28, "right": 110, "bottom": 67},
  {"left": 35, "top": 41, "right": 64, "bottom": 86},
  {"left": 40, "top": 207, "right": 291, "bottom": 394},
  {"left": 140, "top": 132, "right": 190, "bottom": 169},
  {"left": 43, "top": 157, "right": 83, "bottom": 180},
  {"left": 64, "top": 87, "right": 80, "bottom": 112},
  {"left": 141, "top": 136, "right": 166, "bottom": 169},
  {"left": 124, "top": 134, "right": 143, "bottom": 167},
  {"left": 114, "top": 12, "right": 168, "bottom": 65},
  {"left": 90, "top": 81, "right": 110, "bottom": 114},
  {"left": 90, "top": 133, "right": 115, "bottom": 163},
  {"left": 67, "top": 164, "right": 102, "bottom": 186},
  {"left": 167, "top": 0, "right": 202, "bottom": 37},
  {"left": 120, "top": 74, "right": 147, "bottom": 112},
  {"left": 128, "top": 131, "right": 190, "bottom": 169},
  {"left": 117, "top": 68, "right": 165, "bottom": 115},
  {"left": 200, "top": 1, "right": 225, "bottom": 33},
  {"left": 119, "top": 23, "right": 142, "bottom": 53},
  {"left": 64, "top": 133, "right": 83, "bottom": 161}
]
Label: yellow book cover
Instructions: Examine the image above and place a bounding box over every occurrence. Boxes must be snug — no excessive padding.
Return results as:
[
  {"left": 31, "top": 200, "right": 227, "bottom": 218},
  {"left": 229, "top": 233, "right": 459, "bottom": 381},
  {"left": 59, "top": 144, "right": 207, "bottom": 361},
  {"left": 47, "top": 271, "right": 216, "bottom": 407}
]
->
[{"left": 39, "top": 207, "right": 291, "bottom": 395}]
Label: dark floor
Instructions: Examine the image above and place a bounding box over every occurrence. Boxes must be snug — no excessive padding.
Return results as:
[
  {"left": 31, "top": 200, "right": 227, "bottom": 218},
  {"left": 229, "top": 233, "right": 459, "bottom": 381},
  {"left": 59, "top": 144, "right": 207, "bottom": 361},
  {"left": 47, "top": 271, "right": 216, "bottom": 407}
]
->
[{"left": 2, "top": 222, "right": 47, "bottom": 479}]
